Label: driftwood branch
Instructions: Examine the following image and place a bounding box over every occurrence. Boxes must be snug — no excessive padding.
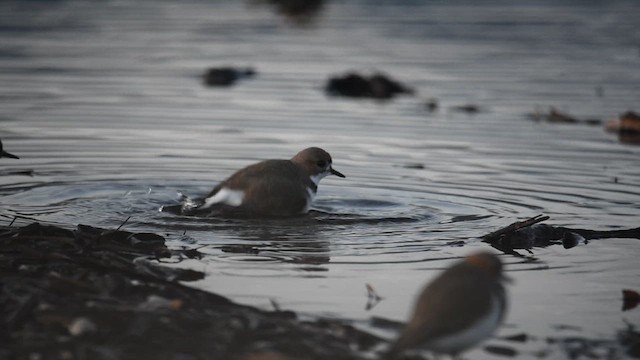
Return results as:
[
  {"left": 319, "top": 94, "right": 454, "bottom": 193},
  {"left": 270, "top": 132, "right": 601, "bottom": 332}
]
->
[{"left": 482, "top": 214, "right": 549, "bottom": 242}]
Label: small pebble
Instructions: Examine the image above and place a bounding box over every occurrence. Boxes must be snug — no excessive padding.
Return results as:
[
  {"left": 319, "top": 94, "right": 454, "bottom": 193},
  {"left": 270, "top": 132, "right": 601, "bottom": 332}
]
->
[{"left": 68, "top": 317, "right": 97, "bottom": 336}]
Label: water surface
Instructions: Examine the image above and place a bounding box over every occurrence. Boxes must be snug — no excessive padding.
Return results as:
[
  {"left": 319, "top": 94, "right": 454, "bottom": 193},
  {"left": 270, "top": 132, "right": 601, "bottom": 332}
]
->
[{"left": 1, "top": 1, "right": 640, "bottom": 358}]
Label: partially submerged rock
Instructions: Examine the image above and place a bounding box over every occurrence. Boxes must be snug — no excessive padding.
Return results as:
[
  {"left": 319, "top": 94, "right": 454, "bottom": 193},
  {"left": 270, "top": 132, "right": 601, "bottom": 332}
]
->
[
  {"left": 449, "top": 104, "right": 484, "bottom": 114},
  {"left": 203, "top": 67, "right": 256, "bottom": 87},
  {"left": 0, "top": 222, "right": 381, "bottom": 360},
  {"left": 325, "top": 72, "right": 414, "bottom": 100},
  {"left": 259, "top": 0, "right": 325, "bottom": 24}
]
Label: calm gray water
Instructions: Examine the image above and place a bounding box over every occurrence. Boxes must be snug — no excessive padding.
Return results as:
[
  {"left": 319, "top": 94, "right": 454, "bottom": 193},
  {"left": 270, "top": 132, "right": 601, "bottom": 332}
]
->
[{"left": 1, "top": 1, "right": 639, "bottom": 358}]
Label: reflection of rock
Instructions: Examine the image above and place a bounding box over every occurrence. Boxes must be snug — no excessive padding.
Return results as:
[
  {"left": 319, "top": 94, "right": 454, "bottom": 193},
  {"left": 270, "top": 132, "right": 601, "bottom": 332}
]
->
[
  {"left": 483, "top": 215, "right": 640, "bottom": 256},
  {"left": 325, "top": 72, "right": 414, "bottom": 100},
  {"left": 606, "top": 111, "right": 640, "bottom": 145},
  {"left": 203, "top": 67, "right": 256, "bottom": 87}
]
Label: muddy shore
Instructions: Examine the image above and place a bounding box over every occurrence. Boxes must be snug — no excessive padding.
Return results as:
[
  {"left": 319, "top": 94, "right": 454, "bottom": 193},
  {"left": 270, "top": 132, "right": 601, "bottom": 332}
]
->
[
  {"left": 2, "top": 220, "right": 639, "bottom": 360},
  {"left": 0, "top": 222, "right": 382, "bottom": 360}
]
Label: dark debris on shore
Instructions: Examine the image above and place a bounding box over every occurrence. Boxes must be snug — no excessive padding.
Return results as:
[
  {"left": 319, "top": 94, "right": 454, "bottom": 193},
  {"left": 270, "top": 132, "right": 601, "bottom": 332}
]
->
[{"left": 0, "top": 222, "right": 382, "bottom": 360}]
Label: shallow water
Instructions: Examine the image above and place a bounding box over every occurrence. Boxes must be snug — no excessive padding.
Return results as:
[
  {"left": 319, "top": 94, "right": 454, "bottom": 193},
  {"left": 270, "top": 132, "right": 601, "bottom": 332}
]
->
[{"left": 1, "top": 0, "right": 640, "bottom": 358}]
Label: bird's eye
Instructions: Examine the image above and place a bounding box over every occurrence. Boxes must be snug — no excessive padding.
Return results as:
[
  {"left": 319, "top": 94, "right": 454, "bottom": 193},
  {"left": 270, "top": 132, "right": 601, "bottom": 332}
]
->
[{"left": 316, "top": 160, "right": 326, "bottom": 167}]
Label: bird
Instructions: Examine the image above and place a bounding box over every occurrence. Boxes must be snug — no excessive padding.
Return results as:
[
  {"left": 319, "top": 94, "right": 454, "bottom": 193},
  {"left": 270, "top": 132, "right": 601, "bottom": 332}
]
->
[
  {"left": 0, "top": 139, "right": 19, "bottom": 159},
  {"left": 386, "top": 252, "right": 509, "bottom": 359},
  {"left": 169, "top": 147, "right": 345, "bottom": 218}
]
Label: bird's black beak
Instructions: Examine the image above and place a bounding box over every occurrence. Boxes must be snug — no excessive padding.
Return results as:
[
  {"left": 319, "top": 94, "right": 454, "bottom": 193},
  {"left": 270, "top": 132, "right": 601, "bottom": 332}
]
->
[
  {"left": 1, "top": 150, "right": 19, "bottom": 159},
  {"left": 330, "top": 167, "right": 345, "bottom": 178}
]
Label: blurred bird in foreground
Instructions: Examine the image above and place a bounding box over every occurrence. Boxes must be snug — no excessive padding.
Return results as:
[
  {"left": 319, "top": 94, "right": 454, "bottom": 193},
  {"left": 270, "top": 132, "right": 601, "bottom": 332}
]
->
[{"left": 387, "top": 252, "right": 509, "bottom": 359}]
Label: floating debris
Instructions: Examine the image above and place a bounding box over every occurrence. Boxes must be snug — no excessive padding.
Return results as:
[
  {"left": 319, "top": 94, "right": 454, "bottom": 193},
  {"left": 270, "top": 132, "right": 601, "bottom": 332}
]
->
[
  {"left": 365, "top": 283, "right": 383, "bottom": 311},
  {"left": 424, "top": 98, "right": 439, "bottom": 112},
  {"left": 203, "top": 66, "right": 256, "bottom": 87},
  {"left": 526, "top": 107, "right": 601, "bottom": 125},
  {"left": 325, "top": 72, "right": 414, "bottom": 100},
  {"left": 450, "top": 104, "right": 483, "bottom": 114},
  {"left": 0, "top": 139, "right": 19, "bottom": 159},
  {"left": 606, "top": 111, "right": 640, "bottom": 145},
  {"left": 482, "top": 214, "right": 640, "bottom": 256}
]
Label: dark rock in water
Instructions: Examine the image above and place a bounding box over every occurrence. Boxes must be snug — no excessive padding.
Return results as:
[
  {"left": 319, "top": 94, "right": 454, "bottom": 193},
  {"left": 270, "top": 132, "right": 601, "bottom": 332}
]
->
[
  {"left": 326, "top": 73, "right": 371, "bottom": 97},
  {"left": 263, "top": 0, "right": 325, "bottom": 23},
  {"left": 203, "top": 67, "right": 256, "bottom": 87},
  {"left": 400, "top": 163, "right": 425, "bottom": 169},
  {"left": 325, "top": 72, "right": 414, "bottom": 100}
]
